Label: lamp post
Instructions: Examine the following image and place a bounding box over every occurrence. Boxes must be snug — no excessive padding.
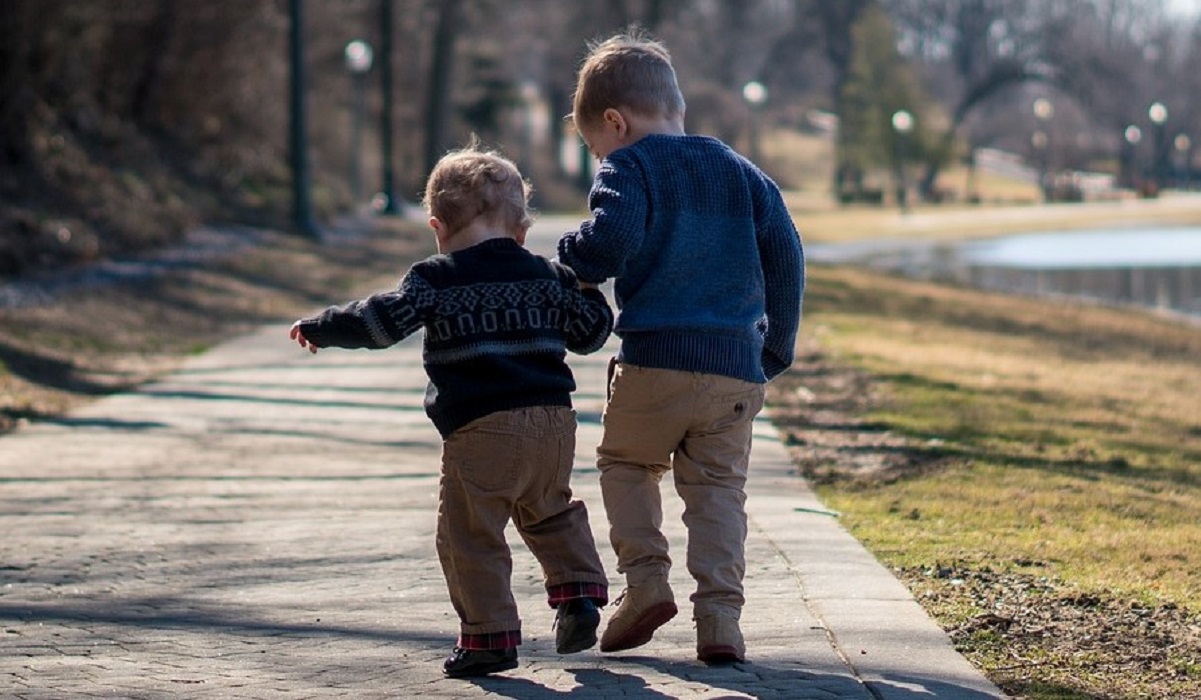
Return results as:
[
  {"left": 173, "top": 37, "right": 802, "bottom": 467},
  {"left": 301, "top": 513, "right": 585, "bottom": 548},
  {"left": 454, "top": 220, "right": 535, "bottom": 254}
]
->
[
  {"left": 1033, "top": 97, "right": 1054, "bottom": 201},
  {"left": 377, "top": 0, "right": 401, "bottom": 215},
  {"left": 344, "top": 40, "right": 373, "bottom": 202},
  {"left": 1123, "top": 124, "right": 1142, "bottom": 190},
  {"left": 288, "top": 0, "right": 318, "bottom": 237},
  {"left": 1175, "top": 133, "right": 1192, "bottom": 189},
  {"left": 742, "top": 81, "right": 767, "bottom": 163},
  {"left": 1148, "top": 101, "right": 1168, "bottom": 191},
  {"left": 891, "top": 109, "right": 913, "bottom": 212}
]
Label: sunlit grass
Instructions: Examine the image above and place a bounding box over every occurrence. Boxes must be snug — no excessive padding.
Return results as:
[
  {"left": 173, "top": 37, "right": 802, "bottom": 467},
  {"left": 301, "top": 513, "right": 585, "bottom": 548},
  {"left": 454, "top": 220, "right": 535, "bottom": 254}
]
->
[{"left": 796, "top": 265, "right": 1201, "bottom": 611}]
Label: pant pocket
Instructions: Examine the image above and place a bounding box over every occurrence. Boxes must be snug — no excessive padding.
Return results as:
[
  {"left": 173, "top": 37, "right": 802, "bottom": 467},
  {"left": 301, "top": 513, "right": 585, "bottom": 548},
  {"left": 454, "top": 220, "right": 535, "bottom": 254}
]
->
[
  {"left": 706, "top": 385, "right": 765, "bottom": 433},
  {"left": 445, "top": 428, "right": 521, "bottom": 493}
]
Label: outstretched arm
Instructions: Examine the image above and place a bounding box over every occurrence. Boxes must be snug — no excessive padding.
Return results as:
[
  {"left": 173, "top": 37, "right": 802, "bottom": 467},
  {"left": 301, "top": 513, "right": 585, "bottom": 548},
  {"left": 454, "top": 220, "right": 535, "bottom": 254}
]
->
[
  {"left": 290, "top": 322, "right": 320, "bottom": 353},
  {"left": 289, "top": 270, "right": 433, "bottom": 352}
]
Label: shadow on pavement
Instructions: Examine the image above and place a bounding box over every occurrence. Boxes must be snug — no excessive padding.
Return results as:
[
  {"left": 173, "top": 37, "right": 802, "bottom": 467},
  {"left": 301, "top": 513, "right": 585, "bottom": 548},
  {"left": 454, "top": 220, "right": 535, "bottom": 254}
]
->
[{"left": 471, "top": 668, "right": 678, "bottom": 698}]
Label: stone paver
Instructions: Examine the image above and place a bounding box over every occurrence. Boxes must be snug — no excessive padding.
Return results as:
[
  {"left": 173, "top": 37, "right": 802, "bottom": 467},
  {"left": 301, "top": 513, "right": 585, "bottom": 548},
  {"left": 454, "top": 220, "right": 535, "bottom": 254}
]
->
[{"left": 0, "top": 219, "right": 1007, "bottom": 698}]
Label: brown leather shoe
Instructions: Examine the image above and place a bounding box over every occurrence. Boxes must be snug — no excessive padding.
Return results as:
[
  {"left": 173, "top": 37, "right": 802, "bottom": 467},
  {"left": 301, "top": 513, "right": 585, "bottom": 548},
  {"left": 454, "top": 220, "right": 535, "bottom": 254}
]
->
[
  {"left": 599, "top": 575, "right": 677, "bottom": 652},
  {"left": 696, "top": 613, "right": 745, "bottom": 664}
]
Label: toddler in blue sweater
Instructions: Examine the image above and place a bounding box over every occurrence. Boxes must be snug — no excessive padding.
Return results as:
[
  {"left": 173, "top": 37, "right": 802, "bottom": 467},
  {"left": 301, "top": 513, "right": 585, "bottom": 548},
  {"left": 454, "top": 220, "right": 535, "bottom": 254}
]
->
[
  {"left": 292, "top": 145, "right": 612, "bottom": 678},
  {"left": 557, "top": 31, "right": 805, "bottom": 664}
]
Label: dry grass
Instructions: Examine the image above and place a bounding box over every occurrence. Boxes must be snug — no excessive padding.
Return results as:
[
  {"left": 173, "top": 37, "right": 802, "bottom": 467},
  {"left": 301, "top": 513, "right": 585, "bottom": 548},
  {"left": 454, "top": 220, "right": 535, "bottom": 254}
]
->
[
  {"left": 770, "top": 264, "right": 1201, "bottom": 698},
  {"left": 793, "top": 265, "right": 1201, "bottom": 606},
  {"left": 0, "top": 218, "right": 432, "bottom": 432}
]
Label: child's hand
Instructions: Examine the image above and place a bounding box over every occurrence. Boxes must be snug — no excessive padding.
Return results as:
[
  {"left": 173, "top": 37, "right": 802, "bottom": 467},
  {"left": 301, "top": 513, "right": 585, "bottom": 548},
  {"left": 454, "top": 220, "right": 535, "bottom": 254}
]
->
[{"left": 289, "top": 322, "right": 319, "bottom": 354}]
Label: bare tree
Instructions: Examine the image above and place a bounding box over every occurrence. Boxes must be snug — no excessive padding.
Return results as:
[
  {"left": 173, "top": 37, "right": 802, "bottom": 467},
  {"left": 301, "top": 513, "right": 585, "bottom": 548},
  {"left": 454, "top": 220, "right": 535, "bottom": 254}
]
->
[{"left": 887, "top": 0, "right": 1055, "bottom": 196}]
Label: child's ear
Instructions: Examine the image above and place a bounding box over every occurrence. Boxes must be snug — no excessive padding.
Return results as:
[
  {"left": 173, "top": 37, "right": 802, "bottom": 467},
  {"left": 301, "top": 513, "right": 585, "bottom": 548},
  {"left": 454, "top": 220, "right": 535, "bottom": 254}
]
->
[
  {"left": 430, "top": 216, "right": 448, "bottom": 239},
  {"left": 603, "top": 107, "right": 628, "bottom": 136}
]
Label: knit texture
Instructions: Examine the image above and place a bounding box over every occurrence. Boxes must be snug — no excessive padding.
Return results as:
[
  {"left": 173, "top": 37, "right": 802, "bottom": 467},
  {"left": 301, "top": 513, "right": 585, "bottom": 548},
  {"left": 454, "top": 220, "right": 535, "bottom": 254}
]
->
[
  {"left": 298, "top": 238, "right": 613, "bottom": 436},
  {"left": 557, "top": 134, "right": 804, "bottom": 383}
]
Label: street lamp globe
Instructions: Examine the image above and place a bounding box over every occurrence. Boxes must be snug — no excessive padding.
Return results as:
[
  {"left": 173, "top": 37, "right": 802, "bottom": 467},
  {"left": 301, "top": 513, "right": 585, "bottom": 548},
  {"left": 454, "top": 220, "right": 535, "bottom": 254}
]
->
[
  {"left": 891, "top": 109, "right": 913, "bottom": 134},
  {"left": 742, "top": 81, "right": 767, "bottom": 107},
  {"left": 1148, "top": 101, "right": 1168, "bottom": 125},
  {"left": 1125, "top": 125, "right": 1142, "bottom": 145},
  {"left": 1175, "top": 133, "right": 1191, "bottom": 153},
  {"left": 344, "top": 40, "right": 374, "bottom": 74},
  {"left": 1033, "top": 97, "right": 1054, "bottom": 122}
]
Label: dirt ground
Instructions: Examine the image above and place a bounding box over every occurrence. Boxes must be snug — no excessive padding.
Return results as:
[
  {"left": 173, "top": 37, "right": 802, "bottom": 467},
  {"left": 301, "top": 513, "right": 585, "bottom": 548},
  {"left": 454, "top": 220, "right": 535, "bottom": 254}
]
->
[{"left": 3, "top": 220, "right": 1199, "bottom": 699}]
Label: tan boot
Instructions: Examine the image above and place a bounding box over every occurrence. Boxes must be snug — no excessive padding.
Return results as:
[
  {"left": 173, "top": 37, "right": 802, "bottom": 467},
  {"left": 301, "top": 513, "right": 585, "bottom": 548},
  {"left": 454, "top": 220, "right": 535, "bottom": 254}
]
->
[
  {"left": 696, "top": 613, "right": 745, "bottom": 663},
  {"left": 599, "top": 575, "right": 677, "bottom": 652}
]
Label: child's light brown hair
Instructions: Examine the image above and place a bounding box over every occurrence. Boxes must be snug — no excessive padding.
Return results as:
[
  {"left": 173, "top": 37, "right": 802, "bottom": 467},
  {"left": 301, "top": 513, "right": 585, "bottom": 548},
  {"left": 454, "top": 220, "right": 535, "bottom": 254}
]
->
[
  {"left": 571, "top": 31, "right": 686, "bottom": 130},
  {"left": 422, "top": 143, "right": 533, "bottom": 235}
]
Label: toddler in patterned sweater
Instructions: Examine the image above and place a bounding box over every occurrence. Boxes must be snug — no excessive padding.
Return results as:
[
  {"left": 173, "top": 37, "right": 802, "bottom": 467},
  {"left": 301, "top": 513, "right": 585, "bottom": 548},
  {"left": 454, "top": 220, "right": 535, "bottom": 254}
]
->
[{"left": 290, "top": 145, "right": 612, "bottom": 678}]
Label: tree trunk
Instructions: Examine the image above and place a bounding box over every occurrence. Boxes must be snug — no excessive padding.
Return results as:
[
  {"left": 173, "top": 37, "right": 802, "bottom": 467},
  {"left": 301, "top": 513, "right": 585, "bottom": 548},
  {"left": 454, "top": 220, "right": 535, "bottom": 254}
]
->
[{"left": 423, "top": 0, "right": 462, "bottom": 177}]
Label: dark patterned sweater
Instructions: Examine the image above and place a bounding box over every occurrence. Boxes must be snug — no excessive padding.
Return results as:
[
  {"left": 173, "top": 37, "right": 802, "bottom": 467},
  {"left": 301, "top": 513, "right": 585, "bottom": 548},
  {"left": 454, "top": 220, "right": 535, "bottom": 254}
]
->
[
  {"left": 558, "top": 134, "right": 804, "bottom": 383},
  {"left": 297, "top": 237, "right": 613, "bottom": 437}
]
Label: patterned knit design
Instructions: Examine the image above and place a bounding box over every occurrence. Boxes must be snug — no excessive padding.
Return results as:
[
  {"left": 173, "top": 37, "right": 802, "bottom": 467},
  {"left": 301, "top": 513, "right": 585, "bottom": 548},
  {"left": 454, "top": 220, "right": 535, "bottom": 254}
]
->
[
  {"left": 298, "top": 238, "right": 613, "bottom": 436},
  {"left": 557, "top": 134, "right": 804, "bottom": 382}
]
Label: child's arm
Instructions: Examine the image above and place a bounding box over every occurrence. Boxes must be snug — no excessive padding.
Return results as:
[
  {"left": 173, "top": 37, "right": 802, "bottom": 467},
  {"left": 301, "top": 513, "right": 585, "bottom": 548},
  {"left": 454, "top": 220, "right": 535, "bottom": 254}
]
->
[
  {"left": 565, "top": 287, "right": 614, "bottom": 355},
  {"left": 555, "top": 266, "right": 614, "bottom": 355},
  {"left": 289, "top": 270, "right": 433, "bottom": 352},
  {"left": 290, "top": 322, "right": 321, "bottom": 353},
  {"left": 557, "top": 154, "right": 648, "bottom": 284},
  {"left": 755, "top": 182, "right": 805, "bottom": 380}
]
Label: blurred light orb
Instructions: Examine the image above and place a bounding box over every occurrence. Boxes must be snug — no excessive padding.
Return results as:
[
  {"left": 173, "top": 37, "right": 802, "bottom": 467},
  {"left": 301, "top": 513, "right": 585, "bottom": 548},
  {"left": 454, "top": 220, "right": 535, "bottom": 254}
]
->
[
  {"left": 1125, "top": 125, "right": 1142, "bottom": 144},
  {"left": 1148, "top": 101, "right": 1168, "bottom": 125},
  {"left": 1033, "top": 97, "right": 1054, "bottom": 121},
  {"left": 344, "top": 40, "right": 374, "bottom": 74},
  {"left": 891, "top": 109, "right": 913, "bottom": 134},
  {"left": 742, "top": 81, "right": 767, "bottom": 106}
]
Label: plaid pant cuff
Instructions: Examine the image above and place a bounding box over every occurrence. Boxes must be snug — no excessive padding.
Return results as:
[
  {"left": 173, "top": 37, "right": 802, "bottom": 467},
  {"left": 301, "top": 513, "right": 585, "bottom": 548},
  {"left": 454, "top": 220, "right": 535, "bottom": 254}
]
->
[
  {"left": 458, "top": 629, "right": 521, "bottom": 650},
  {"left": 547, "top": 581, "right": 609, "bottom": 608}
]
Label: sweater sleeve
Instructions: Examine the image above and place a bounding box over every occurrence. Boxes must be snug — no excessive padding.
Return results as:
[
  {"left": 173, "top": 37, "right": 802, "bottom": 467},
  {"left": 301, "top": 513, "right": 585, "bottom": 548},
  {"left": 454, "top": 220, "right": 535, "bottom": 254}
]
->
[
  {"left": 754, "top": 176, "right": 805, "bottom": 380},
  {"left": 551, "top": 264, "right": 613, "bottom": 355},
  {"left": 566, "top": 287, "right": 614, "bottom": 355},
  {"left": 297, "top": 270, "right": 434, "bottom": 350},
  {"left": 556, "top": 152, "right": 649, "bottom": 284}
]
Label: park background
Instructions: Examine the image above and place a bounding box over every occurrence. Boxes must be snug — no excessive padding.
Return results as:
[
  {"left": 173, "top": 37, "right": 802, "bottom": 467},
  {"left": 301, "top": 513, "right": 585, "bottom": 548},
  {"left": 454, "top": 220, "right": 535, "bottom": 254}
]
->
[{"left": 2, "top": 2, "right": 1200, "bottom": 699}]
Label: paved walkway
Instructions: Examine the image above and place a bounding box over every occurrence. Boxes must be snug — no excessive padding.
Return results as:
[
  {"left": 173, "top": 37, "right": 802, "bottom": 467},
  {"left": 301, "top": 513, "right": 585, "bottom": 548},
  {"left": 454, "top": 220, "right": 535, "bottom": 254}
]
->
[{"left": 0, "top": 219, "right": 1007, "bottom": 699}]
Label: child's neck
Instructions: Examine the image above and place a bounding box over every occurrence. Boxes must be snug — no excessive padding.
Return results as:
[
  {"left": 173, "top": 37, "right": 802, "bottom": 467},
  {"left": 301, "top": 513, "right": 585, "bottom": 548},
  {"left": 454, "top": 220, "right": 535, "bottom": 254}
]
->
[
  {"left": 437, "top": 220, "right": 519, "bottom": 254},
  {"left": 626, "top": 112, "right": 686, "bottom": 143}
]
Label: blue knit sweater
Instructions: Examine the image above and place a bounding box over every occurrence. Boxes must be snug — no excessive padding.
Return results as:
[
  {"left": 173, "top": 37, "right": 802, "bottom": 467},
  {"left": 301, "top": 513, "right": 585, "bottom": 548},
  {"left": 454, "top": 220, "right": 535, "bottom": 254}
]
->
[
  {"left": 297, "top": 238, "right": 613, "bottom": 437},
  {"left": 557, "top": 134, "right": 804, "bottom": 383}
]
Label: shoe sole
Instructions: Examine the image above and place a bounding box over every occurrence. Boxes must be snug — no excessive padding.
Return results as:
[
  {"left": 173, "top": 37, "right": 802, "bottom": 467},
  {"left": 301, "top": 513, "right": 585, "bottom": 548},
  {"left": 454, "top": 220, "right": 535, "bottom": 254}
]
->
[
  {"left": 698, "top": 645, "right": 745, "bottom": 664},
  {"left": 599, "top": 601, "right": 678, "bottom": 653},
  {"left": 556, "top": 629, "right": 598, "bottom": 654},
  {"left": 556, "top": 612, "right": 600, "bottom": 654},
  {"left": 443, "top": 657, "right": 519, "bottom": 678}
]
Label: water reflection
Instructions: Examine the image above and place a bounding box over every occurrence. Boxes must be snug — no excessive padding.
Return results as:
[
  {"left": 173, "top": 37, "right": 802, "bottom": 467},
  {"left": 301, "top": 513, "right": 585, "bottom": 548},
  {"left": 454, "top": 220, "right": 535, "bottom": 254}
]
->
[
  {"left": 809, "top": 227, "right": 1201, "bottom": 319},
  {"left": 960, "top": 228, "right": 1201, "bottom": 268}
]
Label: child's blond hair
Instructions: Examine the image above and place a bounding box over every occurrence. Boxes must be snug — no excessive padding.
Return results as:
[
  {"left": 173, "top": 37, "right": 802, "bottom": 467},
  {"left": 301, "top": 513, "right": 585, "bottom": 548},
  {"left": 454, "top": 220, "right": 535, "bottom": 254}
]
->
[
  {"left": 422, "top": 143, "right": 533, "bottom": 235},
  {"left": 571, "top": 31, "right": 686, "bottom": 130}
]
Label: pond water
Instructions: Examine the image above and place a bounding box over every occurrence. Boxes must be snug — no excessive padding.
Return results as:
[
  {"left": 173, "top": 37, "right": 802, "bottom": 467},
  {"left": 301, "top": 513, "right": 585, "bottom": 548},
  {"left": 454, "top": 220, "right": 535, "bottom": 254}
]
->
[
  {"left": 959, "top": 228, "right": 1201, "bottom": 269},
  {"left": 808, "top": 227, "right": 1201, "bottom": 319}
]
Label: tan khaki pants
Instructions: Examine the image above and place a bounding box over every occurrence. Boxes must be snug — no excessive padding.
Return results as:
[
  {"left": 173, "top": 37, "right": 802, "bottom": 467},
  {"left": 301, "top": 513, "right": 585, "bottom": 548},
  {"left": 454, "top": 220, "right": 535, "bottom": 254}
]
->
[
  {"left": 598, "top": 362, "right": 764, "bottom": 618},
  {"left": 437, "top": 406, "right": 607, "bottom": 636}
]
